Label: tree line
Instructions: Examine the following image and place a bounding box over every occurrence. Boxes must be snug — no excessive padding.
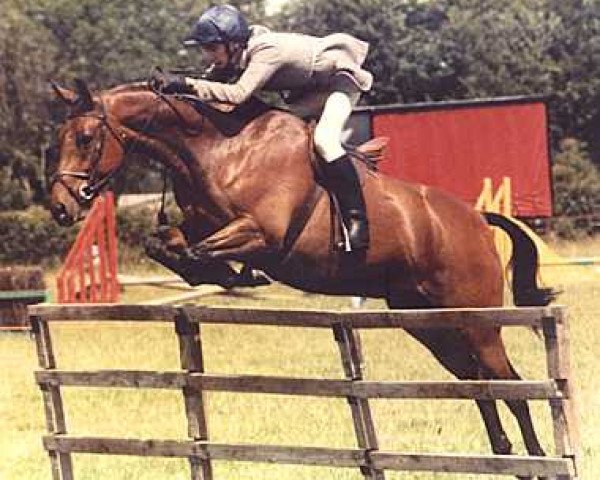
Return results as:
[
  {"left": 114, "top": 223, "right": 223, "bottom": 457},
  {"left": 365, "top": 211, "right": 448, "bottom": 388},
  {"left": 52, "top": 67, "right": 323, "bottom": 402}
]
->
[{"left": 1, "top": 0, "right": 598, "bottom": 225}]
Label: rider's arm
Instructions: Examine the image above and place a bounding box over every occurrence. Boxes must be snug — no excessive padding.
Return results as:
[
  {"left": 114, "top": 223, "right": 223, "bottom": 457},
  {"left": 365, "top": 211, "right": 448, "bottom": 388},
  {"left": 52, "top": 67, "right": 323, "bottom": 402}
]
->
[{"left": 186, "top": 43, "right": 281, "bottom": 104}]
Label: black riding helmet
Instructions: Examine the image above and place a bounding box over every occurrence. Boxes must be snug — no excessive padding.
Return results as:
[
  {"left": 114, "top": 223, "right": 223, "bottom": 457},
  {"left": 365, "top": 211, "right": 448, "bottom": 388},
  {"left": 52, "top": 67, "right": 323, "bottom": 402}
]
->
[{"left": 184, "top": 4, "right": 250, "bottom": 47}]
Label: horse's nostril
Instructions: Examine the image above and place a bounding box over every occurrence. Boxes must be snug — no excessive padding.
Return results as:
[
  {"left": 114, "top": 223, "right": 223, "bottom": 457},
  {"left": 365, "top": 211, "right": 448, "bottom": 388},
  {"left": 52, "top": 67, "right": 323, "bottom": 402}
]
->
[{"left": 51, "top": 203, "right": 74, "bottom": 227}]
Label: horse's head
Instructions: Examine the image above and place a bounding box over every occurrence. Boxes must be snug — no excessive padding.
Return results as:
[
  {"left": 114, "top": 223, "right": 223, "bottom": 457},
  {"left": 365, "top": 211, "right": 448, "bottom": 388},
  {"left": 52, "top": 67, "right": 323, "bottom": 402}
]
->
[{"left": 48, "top": 79, "right": 128, "bottom": 226}]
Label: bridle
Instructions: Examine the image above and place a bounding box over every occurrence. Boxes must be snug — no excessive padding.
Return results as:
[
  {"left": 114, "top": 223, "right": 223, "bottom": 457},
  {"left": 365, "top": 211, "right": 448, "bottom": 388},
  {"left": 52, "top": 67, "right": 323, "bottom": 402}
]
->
[
  {"left": 49, "top": 97, "right": 130, "bottom": 206},
  {"left": 49, "top": 87, "right": 202, "bottom": 206}
]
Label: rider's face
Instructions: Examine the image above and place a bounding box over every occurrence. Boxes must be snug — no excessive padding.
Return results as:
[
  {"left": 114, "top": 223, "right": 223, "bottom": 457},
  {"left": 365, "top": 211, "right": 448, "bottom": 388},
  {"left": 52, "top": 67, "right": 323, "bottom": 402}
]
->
[{"left": 201, "top": 43, "right": 229, "bottom": 69}]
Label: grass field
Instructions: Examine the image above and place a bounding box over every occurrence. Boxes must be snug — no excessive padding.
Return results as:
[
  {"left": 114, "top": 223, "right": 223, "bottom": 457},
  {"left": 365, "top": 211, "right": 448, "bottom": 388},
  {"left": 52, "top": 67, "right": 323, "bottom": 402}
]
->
[{"left": 1, "top": 239, "right": 598, "bottom": 479}]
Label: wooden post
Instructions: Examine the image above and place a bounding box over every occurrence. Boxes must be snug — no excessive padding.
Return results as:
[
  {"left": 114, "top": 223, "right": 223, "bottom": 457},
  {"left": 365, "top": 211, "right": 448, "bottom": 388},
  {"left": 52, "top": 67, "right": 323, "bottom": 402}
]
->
[
  {"left": 31, "top": 315, "right": 74, "bottom": 480},
  {"left": 175, "top": 309, "right": 212, "bottom": 480},
  {"left": 542, "top": 310, "right": 581, "bottom": 479},
  {"left": 333, "top": 323, "right": 384, "bottom": 480}
]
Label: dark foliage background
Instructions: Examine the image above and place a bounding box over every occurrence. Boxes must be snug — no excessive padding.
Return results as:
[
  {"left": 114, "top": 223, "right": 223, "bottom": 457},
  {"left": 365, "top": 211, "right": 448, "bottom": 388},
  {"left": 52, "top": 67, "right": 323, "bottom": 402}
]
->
[{"left": 0, "top": 0, "right": 597, "bottom": 238}]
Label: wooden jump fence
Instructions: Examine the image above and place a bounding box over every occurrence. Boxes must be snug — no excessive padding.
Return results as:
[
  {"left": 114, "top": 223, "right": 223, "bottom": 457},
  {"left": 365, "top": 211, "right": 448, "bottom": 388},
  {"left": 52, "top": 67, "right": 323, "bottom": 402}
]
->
[{"left": 29, "top": 304, "right": 580, "bottom": 479}]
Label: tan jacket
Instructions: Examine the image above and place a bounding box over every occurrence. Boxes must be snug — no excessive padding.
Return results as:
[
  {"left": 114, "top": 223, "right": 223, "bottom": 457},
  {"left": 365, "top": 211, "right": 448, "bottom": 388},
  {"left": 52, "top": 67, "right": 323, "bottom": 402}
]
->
[{"left": 187, "top": 26, "right": 373, "bottom": 115}]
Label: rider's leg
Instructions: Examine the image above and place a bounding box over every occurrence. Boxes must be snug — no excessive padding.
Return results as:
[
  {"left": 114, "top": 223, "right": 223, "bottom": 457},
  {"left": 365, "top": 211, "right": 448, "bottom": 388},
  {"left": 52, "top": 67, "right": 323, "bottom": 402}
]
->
[{"left": 314, "top": 87, "right": 369, "bottom": 251}]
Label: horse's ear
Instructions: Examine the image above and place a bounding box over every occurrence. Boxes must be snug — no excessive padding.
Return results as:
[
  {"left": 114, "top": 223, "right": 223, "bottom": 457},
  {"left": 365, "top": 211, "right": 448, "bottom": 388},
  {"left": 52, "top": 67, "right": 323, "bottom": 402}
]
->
[
  {"left": 73, "top": 78, "right": 95, "bottom": 112},
  {"left": 50, "top": 81, "right": 77, "bottom": 106}
]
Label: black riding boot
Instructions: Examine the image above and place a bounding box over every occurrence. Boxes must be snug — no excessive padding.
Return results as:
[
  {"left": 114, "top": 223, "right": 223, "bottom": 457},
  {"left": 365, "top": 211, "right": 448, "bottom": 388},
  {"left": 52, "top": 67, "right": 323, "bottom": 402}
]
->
[{"left": 322, "top": 154, "right": 370, "bottom": 251}]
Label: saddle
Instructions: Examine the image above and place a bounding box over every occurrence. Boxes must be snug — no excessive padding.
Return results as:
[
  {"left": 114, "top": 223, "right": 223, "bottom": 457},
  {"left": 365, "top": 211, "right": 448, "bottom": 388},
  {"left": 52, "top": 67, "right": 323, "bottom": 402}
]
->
[{"left": 352, "top": 137, "right": 389, "bottom": 166}]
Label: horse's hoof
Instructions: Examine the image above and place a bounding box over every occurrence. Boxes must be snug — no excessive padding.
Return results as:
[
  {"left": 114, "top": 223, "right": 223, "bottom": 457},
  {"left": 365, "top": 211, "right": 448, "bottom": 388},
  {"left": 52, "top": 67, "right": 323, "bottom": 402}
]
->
[{"left": 236, "top": 271, "right": 271, "bottom": 288}]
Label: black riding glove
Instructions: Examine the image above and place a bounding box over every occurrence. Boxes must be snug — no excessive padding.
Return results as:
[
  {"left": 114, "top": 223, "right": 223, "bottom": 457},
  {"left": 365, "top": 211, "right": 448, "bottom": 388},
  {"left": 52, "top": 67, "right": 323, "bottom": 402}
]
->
[{"left": 151, "top": 71, "right": 195, "bottom": 95}]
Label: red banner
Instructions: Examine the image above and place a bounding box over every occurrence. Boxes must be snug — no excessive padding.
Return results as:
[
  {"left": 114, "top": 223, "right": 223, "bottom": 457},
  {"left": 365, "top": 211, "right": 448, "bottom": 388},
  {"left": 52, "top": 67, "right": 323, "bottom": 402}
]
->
[{"left": 372, "top": 102, "right": 552, "bottom": 217}]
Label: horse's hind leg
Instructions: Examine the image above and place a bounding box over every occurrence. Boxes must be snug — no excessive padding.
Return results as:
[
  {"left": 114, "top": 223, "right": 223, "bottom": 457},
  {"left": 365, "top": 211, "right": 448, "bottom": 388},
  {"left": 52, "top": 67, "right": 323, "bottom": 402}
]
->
[
  {"left": 403, "top": 327, "right": 517, "bottom": 456},
  {"left": 386, "top": 292, "right": 516, "bottom": 459},
  {"left": 462, "top": 328, "right": 547, "bottom": 480},
  {"left": 463, "top": 328, "right": 546, "bottom": 454},
  {"left": 405, "top": 327, "right": 548, "bottom": 479}
]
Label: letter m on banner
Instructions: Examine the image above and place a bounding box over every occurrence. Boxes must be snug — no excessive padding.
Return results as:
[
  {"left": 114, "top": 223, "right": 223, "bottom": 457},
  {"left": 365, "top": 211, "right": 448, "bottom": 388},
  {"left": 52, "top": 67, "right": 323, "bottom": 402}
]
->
[{"left": 56, "top": 192, "right": 120, "bottom": 303}]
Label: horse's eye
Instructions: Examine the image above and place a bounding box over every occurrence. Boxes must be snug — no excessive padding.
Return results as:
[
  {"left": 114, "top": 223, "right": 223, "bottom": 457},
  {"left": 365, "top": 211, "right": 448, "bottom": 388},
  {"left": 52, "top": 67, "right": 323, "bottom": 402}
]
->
[{"left": 76, "top": 132, "right": 94, "bottom": 149}]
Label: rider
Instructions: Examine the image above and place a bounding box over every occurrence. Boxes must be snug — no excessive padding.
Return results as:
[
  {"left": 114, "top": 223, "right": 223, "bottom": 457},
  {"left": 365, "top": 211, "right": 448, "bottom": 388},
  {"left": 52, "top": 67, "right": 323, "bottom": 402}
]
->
[{"left": 156, "top": 4, "right": 373, "bottom": 251}]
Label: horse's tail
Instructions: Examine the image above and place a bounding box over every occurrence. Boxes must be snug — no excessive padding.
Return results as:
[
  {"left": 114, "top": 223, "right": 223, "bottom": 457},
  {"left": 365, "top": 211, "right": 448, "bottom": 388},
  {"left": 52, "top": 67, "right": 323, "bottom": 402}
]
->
[{"left": 483, "top": 212, "right": 558, "bottom": 306}]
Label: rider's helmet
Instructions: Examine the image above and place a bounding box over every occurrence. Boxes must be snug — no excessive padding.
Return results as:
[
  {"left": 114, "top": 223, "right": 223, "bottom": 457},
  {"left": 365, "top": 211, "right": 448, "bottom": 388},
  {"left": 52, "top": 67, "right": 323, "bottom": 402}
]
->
[{"left": 183, "top": 5, "right": 250, "bottom": 47}]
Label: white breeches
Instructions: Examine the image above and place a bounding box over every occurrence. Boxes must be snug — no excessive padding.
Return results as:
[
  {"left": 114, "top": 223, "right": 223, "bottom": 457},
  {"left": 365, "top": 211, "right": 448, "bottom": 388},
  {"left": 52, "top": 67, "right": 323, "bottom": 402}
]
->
[{"left": 314, "top": 91, "right": 356, "bottom": 162}]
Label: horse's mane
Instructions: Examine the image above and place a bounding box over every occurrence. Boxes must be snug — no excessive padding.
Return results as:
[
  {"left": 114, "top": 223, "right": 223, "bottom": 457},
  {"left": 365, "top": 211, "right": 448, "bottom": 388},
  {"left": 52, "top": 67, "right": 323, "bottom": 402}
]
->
[{"left": 101, "top": 81, "right": 295, "bottom": 137}]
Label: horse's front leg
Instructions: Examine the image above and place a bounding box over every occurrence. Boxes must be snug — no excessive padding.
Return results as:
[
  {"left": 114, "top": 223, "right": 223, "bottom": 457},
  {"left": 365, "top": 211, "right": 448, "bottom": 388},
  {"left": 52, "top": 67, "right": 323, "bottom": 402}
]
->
[
  {"left": 188, "top": 215, "right": 270, "bottom": 263},
  {"left": 146, "top": 221, "right": 269, "bottom": 288},
  {"left": 145, "top": 227, "right": 241, "bottom": 288}
]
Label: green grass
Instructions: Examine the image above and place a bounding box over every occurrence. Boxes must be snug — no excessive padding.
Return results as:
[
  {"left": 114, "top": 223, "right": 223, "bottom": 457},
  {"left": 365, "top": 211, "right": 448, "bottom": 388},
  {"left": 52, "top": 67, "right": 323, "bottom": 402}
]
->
[{"left": 1, "top": 241, "right": 598, "bottom": 479}]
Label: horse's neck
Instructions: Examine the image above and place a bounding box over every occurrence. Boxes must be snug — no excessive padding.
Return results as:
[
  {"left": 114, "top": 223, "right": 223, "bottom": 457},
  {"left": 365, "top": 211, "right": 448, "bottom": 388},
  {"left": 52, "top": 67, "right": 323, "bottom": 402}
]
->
[
  {"left": 107, "top": 89, "right": 235, "bottom": 224},
  {"left": 109, "top": 88, "right": 313, "bottom": 224},
  {"left": 108, "top": 90, "right": 204, "bottom": 132}
]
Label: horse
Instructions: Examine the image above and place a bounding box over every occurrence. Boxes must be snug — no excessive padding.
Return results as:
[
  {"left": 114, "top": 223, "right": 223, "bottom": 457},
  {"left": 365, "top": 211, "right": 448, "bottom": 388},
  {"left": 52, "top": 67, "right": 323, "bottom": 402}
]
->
[{"left": 48, "top": 79, "right": 555, "bottom": 477}]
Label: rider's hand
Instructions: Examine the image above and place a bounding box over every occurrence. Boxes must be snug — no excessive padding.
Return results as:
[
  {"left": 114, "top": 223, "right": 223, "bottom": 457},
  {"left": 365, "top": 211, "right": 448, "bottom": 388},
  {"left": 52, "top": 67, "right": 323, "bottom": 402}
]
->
[{"left": 150, "top": 71, "right": 195, "bottom": 95}]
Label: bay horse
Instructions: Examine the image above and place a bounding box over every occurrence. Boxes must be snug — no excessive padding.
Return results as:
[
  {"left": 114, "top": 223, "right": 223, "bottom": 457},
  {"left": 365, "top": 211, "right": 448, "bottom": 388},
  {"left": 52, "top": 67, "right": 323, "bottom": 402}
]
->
[{"left": 48, "top": 79, "right": 555, "bottom": 477}]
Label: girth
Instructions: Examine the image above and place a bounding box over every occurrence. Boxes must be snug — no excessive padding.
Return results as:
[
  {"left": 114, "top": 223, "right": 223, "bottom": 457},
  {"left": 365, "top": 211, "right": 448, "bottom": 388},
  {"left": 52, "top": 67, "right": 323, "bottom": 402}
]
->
[{"left": 278, "top": 132, "right": 381, "bottom": 262}]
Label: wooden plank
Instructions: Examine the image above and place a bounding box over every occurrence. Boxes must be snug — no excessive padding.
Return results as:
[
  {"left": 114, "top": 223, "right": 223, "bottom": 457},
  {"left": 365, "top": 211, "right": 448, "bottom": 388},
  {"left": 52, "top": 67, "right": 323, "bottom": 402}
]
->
[
  {"left": 35, "top": 371, "right": 564, "bottom": 400},
  {"left": 543, "top": 313, "right": 571, "bottom": 460},
  {"left": 118, "top": 274, "right": 188, "bottom": 286},
  {"left": 42, "top": 436, "right": 366, "bottom": 467},
  {"left": 35, "top": 370, "right": 187, "bottom": 389},
  {"left": 348, "top": 379, "right": 562, "bottom": 400},
  {"left": 28, "top": 304, "right": 566, "bottom": 328},
  {"left": 29, "top": 304, "right": 178, "bottom": 322},
  {"left": 338, "top": 305, "right": 565, "bottom": 329},
  {"left": 182, "top": 305, "right": 337, "bottom": 328},
  {"left": 371, "top": 451, "right": 574, "bottom": 476},
  {"left": 183, "top": 305, "right": 565, "bottom": 329},
  {"left": 41, "top": 436, "right": 574, "bottom": 476},
  {"left": 205, "top": 443, "right": 364, "bottom": 467}
]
